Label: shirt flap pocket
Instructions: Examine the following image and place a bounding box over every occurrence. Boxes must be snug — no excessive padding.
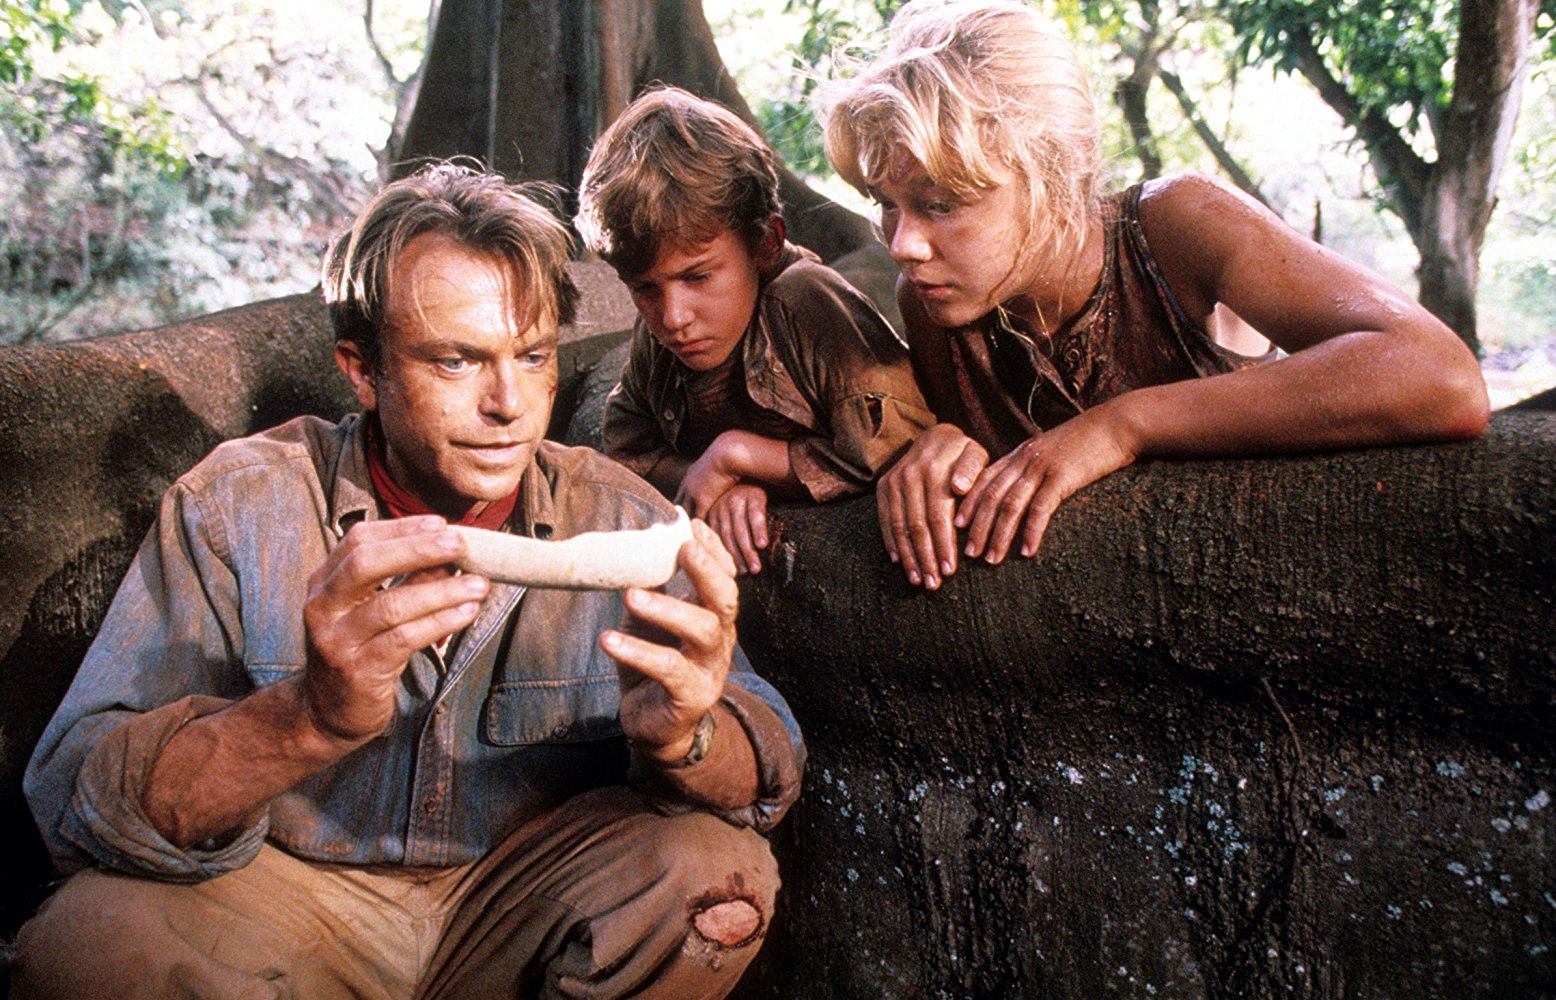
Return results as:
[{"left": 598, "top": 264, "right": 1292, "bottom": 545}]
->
[{"left": 482, "top": 674, "right": 623, "bottom": 746}]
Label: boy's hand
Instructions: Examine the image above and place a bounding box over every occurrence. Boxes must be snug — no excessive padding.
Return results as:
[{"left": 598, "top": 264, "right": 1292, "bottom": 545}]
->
[
  {"left": 705, "top": 483, "right": 770, "bottom": 574},
  {"left": 676, "top": 446, "right": 740, "bottom": 518},
  {"left": 600, "top": 520, "right": 737, "bottom": 764}
]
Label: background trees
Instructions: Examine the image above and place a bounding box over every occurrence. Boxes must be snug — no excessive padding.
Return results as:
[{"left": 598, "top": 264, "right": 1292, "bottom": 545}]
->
[{"left": 3, "top": 0, "right": 1553, "bottom": 401}]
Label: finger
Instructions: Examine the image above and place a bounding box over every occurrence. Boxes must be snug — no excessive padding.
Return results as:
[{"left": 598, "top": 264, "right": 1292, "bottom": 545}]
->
[
  {"left": 688, "top": 518, "right": 740, "bottom": 588},
  {"left": 1018, "top": 480, "right": 1068, "bottom": 557},
  {"left": 982, "top": 469, "right": 1043, "bottom": 564},
  {"left": 960, "top": 457, "right": 1025, "bottom": 557},
  {"left": 598, "top": 630, "right": 716, "bottom": 722},
  {"left": 731, "top": 503, "right": 763, "bottom": 575},
  {"left": 354, "top": 573, "right": 489, "bottom": 638},
  {"left": 897, "top": 471, "right": 934, "bottom": 588},
  {"left": 616, "top": 586, "right": 729, "bottom": 678},
  {"left": 876, "top": 477, "right": 903, "bottom": 565},
  {"left": 949, "top": 440, "right": 988, "bottom": 496},
  {"left": 747, "top": 493, "right": 769, "bottom": 550},
  {"left": 352, "top": 596, "right": 484, "bottom": 668},
  {"left": 926, "top": 486, "right": 960, "bottom": 586},
  {"left": 317, "top": 526, "right": 465, "bottom": 607}
]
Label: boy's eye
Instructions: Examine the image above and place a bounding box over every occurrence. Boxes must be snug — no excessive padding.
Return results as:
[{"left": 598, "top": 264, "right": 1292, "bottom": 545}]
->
[{"left": 683, "top": 271, "right": 710, "bottom": 284}]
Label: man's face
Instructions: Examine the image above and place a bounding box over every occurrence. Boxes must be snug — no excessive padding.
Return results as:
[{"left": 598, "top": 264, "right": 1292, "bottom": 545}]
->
[
  {"left": 336, "top": 232, "right": 558, "bottom": 519},
  {"left": 623, "top": 227, "right": 773, "bottom": 372}
]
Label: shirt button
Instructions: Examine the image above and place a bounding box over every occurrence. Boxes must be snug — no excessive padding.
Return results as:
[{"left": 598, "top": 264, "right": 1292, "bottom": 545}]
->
[
  {"left": 423, "top": 796, "right": 441, "bottom": 814},
  {"left": 662, "top": 409, "right": 676, "bottom": 422}
]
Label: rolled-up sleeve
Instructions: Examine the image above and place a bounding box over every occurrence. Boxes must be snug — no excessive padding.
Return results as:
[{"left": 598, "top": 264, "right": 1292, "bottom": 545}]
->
[
  {"left": 24, "top": 480, "right": 254, "bottom": 881},
  {"left": 764, "top": 266, "right": 935, "bottom": 502}
]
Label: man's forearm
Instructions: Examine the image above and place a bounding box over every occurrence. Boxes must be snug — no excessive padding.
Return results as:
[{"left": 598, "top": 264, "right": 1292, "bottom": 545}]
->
[{"left": 141, "top": 676, "right": 360, "bottom": 848}]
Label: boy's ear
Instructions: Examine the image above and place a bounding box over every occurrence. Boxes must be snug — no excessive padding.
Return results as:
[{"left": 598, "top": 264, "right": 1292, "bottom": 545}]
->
[{"left": 756, "top": 215, "right": 785, "bottom": 268}]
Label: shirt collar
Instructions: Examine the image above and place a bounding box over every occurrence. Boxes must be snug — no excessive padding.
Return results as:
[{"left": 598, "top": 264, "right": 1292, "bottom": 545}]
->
[{"left": 328, "top": 413, "right": 556, "bottom": 540}]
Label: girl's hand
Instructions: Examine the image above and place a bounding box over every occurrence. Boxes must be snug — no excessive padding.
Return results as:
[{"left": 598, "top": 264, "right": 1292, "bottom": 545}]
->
[
  {"left": 875, "top": 423, "right": 988, "bottom": 589},
  {"left": 705, "top": 483, "right": 770, "bottom": 575},
  {"left": 957, "top": 407, "right": 1137, "bottom": 563}
]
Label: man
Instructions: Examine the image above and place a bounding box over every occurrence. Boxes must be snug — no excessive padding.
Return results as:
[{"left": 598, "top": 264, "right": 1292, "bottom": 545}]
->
[{"left": 14, "top": 162, "right": 804, "bottom": 999}]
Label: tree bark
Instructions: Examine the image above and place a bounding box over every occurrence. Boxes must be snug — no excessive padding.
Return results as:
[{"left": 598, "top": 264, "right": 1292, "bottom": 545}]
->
[{"left": 395, "top": 0, "right": 877, "bottom": 264}]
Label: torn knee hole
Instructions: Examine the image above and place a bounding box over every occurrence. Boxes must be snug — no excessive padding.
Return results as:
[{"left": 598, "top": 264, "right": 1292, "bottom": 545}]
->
[{"left": 691, "top": 898, "right": 762, "bottom": 948}]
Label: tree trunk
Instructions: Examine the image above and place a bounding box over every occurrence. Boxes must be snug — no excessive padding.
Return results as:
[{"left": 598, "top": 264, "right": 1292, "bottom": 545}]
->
[
  {"left": 395, "top": 0, "right": 877, "bottom": 264},
  {"left": 1288, "top": 0, "right": 1538, "bottom": 352},
  {"left": 731, "top": 417, "right": 1556, "bottom": 998},
  {"left": 1412, "top": 0, "right": 1538, "bottom": 355}
]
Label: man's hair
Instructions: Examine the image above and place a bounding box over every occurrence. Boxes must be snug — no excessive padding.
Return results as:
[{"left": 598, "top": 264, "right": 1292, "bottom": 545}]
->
[
  {"left": 818, "top": 0, "right": 1104, "bottom": 264},
  {"left": 575, "top": 86, "right": 782, "bottom": 276},
  {"left": 322, "top": 161, "right": 579, "bottom": 369}
]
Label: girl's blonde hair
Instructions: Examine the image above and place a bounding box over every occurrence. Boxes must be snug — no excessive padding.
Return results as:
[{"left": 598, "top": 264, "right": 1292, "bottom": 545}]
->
[{"left": 820, "top": 0, "right": 1104, "bottom": 263}]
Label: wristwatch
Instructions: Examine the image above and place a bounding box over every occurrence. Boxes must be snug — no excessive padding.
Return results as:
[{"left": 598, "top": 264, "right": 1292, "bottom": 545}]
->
[{"left": 663, "top": 710, "right": 716, "bottom": 768}]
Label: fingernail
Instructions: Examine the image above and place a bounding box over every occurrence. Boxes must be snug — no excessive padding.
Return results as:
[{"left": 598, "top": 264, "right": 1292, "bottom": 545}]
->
[
  {"left": 953, "top": 476, "right": 970, "bottom": 491},
  {"left": 464, "top": 576, "right": 488, "bottom": 596},
  {"left": 925, "top": 575, "right": 939, "bottom": 590},
  {"left": 437, "top": 531, "right": 460, "bottom": 551},
  {"left": 954, "top": 515, "right": 966, "bottom": 528},
  {"left": 907, "top": 570, "right": 920, "bottom": 585},
  {"left": 602, "top": 632, "right": 622, "bottom": 651},
  {"left": 941, "top": 560, "right": 954, "bottom": 576},
  {"left": 964, "top": 542, "right": 976, "bottom": 556}
]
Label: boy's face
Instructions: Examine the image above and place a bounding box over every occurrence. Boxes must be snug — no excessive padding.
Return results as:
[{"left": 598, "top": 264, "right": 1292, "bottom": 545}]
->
[
  {"left": 623, "top": 227, "right": 774, "bottom": 372},
  {"left": 336, "top": 232, "right": 558, "bottom": 518}
]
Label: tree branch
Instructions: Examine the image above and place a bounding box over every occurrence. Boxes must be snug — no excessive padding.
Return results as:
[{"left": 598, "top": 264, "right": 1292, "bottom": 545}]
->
[
  {"left": 1285, "top": 27, "right": 1431, "bottom": 242},
  {"left": 1158, "top": 69, "right": 1268, "bottom": 206}
]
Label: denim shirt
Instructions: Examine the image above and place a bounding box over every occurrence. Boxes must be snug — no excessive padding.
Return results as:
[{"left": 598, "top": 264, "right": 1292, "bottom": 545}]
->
[
  {"left": 24, "top": 414, "right": 804, "bottom": 882},
  {"left": 603, "top": 243, "right": 934, "bottom": 502}
]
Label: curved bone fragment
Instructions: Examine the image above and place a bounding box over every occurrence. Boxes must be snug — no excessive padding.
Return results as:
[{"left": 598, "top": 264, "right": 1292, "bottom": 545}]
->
[{"left": 450, "top": 507, "right": 692, "bottom": 590}]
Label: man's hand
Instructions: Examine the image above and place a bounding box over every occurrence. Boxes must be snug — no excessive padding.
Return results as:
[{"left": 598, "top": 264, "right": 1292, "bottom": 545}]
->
[
  {"left": 956, "top": 407, "right": 1137, "bottom": 564},
  {"left": 301, "top": 516, "right": 488, "bottom": 744},
  {"left": 705, "top": 483, "right": 770, "bottom": 575},
  {"left": 600, "top": 519, "right": 737, "bottom": 764},
  {"left": 875, "top": 423, "right": 988, "bottom": 589}
]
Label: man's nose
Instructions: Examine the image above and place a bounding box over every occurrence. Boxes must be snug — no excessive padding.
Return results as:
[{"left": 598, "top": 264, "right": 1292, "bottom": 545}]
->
[{"left": 482, "top": 361, "right": 523, "bottom": 421}]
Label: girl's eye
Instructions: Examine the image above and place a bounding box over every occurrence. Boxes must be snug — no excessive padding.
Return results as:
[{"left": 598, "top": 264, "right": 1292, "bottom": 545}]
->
[{"left": 925, "top": 200, "right": 957, "bottom": 217}]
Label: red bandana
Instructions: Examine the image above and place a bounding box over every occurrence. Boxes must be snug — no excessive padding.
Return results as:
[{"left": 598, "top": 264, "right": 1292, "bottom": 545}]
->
[{"left": 364, "top": 418, "right": 520, "bottom": 531}]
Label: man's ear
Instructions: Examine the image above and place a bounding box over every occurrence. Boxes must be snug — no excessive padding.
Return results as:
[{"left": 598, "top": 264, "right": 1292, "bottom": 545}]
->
[{"left": 335, "top": 340, "right": 378, "bottom": 412}]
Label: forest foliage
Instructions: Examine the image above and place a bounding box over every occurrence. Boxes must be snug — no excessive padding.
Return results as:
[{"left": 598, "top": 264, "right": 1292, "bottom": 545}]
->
[{"left": 3, "top": 0, "right": 1553, "bottom": 388}]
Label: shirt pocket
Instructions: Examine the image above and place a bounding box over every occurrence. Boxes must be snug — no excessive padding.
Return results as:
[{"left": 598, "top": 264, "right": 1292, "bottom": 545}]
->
[{"left": 482, "top": 673, "right": 623, "bottom": 746}]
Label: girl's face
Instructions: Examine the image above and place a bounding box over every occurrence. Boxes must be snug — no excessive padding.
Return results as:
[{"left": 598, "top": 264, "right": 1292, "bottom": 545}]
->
[{"left": 870, "top": 162, "right": 1042, "bottom": 329}]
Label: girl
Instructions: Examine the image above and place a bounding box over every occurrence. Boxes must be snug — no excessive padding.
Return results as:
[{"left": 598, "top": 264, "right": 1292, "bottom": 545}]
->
[{"left": 820, "top": 0, "right": 1489, "bottom": 590}]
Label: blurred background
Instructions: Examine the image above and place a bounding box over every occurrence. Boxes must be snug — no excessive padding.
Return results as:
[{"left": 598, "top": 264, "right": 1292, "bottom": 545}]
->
[{"left": 2, "top": 0, "right": 1551, "bottom": 406}]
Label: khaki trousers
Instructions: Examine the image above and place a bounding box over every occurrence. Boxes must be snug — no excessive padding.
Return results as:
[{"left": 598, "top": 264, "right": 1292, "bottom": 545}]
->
[{"left": 9, "top": 787, "right": 778, "bottom": 1000}]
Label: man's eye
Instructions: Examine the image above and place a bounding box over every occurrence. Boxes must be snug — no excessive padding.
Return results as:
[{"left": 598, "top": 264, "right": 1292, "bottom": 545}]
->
[
  {"left": 521, "top": 351, "right": 550, "bottom": 368},
  {"left": 436, "top": 357, "right": 471, "bottom": 373}
]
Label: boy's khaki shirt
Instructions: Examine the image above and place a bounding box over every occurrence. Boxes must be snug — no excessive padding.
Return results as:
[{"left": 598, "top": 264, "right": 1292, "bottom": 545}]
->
[{"left": 604, "top": 243, "right": 935, "bottom": 502}]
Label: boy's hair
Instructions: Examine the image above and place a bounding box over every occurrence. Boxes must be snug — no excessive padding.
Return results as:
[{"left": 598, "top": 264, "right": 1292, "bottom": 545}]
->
[
  {"left": 322, "top": 161, "right": 579, "bottom": 371},
  {"left": 819, "top": 0, "right": 1104, "bottom": 263},
  {"left": 575, "top": 86, "right": 781, "bottom": 277}
]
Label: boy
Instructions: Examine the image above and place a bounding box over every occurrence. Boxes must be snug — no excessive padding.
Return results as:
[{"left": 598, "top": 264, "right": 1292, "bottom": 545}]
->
[{"left": 576, "top": 86, "right": 933, "bottom": 574}]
